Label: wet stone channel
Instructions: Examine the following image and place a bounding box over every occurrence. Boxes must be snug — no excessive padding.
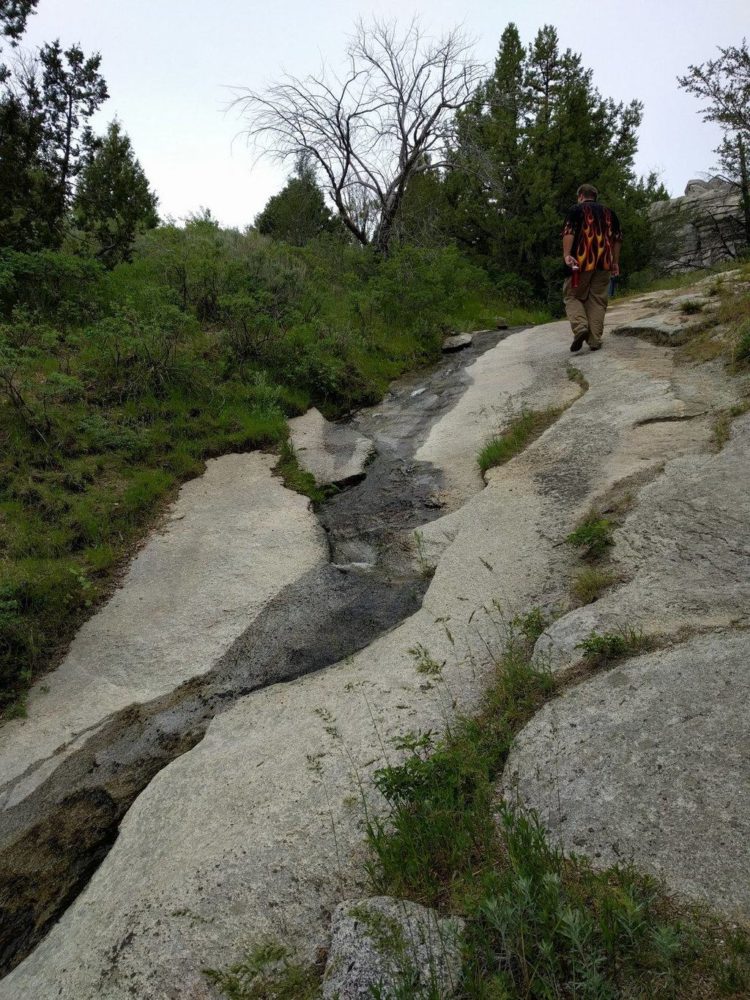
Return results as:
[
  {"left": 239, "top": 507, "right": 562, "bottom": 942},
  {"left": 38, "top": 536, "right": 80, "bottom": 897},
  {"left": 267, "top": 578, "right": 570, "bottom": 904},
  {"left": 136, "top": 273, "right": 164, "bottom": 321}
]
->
[{"left": 0, "top": 328, "right": 512, "bottom": 976}]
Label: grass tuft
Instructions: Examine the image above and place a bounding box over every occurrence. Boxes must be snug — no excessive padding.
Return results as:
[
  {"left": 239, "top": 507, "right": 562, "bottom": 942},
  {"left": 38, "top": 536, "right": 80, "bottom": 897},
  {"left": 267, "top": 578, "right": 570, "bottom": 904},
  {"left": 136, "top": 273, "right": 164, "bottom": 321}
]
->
[
  {"left": 680, "top": 299, "right": 705, "bottom": 315},
  {"left": 566, "top": 363, "right": 589, "bottom": 390},
  {"left": 565, "top": 511, "right": 614, "bottom": 559},
  {"left": 273, "top": 441, "right": 330, "bottom": 503},
  {"left": 575, "top": 627, "right": 656, "bottom": 668},
  {"left": 478, "top": 407, "right": 560, "bottom": 476},
  {"left": 571, "top": 567, "right": 617, "bottom": 605}
]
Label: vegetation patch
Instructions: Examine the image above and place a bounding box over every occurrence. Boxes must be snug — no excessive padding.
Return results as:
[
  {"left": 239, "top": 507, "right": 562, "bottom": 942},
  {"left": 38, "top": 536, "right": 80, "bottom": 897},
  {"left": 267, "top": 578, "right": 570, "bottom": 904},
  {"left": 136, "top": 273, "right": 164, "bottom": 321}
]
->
[
  {"left": 571, "top": 567, "right": 618, "bottom": 605},
  {"left": 711, "top": 402, "right": 750, "bottom": 451},
  {"left": 680, "top": 298, "right": 705, "bottom": 314},
  {"left": 273, "top": 441, "right": 329, "bottom": 503},
  {"left": 734, "top": 318, "right": 750, "bottom": 363},
  {"left": 0, "top": 234, "right": 542, "bottom": 712},
  {"left": 575, "top": 627, "right": 657, "bottom": 668},
  {"left": 566, "top": 363, "right": 589, "bottom": 391},
  {"left": 205, "top": 941, "right": 322, "bottom": 1000},
  {"left": 362, "top": 613, "right": 750, "bottom": 999},
  {"left": 478, "top": 407, "right": 561, "bottom": 476},
  {"left": 565, "top": 511, "right": 615, "bottom": 559}
]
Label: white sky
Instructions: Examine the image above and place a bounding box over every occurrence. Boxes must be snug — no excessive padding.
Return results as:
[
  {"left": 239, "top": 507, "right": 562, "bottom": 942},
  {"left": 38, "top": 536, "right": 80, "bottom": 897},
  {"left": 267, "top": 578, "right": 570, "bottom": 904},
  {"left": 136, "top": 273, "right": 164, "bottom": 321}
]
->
[{"left": 18, "top": 0, "right": 747, "bottom": 228}]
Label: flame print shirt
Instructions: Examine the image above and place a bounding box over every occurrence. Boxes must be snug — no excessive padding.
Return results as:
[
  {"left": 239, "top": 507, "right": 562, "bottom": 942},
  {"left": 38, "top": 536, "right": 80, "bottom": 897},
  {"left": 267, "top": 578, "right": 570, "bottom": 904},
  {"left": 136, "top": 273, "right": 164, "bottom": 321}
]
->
[{"left": 562, "top": 201, "right": 623, "bottom": 273}]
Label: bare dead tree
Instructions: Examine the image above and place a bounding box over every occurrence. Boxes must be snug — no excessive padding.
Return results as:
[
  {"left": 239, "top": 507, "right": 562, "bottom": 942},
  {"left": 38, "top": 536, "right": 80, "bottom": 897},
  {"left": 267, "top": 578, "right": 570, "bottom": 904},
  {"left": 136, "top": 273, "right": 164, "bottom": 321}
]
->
[{"left": 233, "top": 19, "right": 483, "bottom": 253}]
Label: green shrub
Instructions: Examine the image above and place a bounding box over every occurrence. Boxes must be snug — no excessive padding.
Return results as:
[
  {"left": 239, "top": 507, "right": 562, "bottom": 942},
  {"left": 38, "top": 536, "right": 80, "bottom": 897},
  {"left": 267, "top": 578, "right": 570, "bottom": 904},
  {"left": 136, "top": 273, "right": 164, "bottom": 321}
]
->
[
  {"left": 205, "top": 942, "right": 321, "bottom": 1000},
  {"left": 575, "top": 627, "right": 655, "bottom": 667},
  {"left": 365, "top": 615, "right": 748, "bottom": 999},
  {"left": 0, "top": 224, "right": 545, "bottom": 708},
  {"left": 680, "top": 299, "right": 704, "bottom": 314},
  {"left": 0, "top": 249, "right": 105, "bottom": 324},
  {"left": 566, "top": 511, "right": 614, "bottom": 558}
]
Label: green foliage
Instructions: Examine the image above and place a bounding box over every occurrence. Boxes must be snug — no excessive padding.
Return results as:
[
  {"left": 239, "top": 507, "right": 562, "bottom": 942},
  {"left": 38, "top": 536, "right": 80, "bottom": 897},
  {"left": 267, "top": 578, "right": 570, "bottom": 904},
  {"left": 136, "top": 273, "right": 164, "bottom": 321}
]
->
[
  {"left": 73, "top": 120, "right": 159, "bottom": 267},
  {"left": 0, "top": 1, "right": 39, "bottom": 50},
  {"left": 575, "top": 628, "right": 655, "bottom": 667},
  {"left": 368, "top": 622, "right": 553, "bottom": 904},
  {"left": 449, "top": 23, "right": 667, "bottom": 306},
  {"left": 366, "top": 613, "right": 749, "bottom": 999},
  {"left": 680, "top": 299, "right": 704, "bottom": 314},
  {"left": 565, "top": 512, "right": 614, "bottom": 559},
  {"left": 273, "top": 441, "right": 327, "bottom": 503},
  {"left": 736, "top": 318, "right": 750, "bottom": 360},
  {"left": 0, "top": 38, "right": 109, "bottom": 250},
  {"left": 408, "top": 643, "right": 445, "bottom": 676},
  {"left": 678, "top": 40, "right": 750, "bottom": 247},
  {"left": 0, "top": 249, "right": 105, "bottom": 323},
  {"left": 0, "top": 230, "right": 540, "bottom": 709},
  {"left": 510, "top": 607, "right": 546, "bottom": 645},
  {"left": 478, "top": 407, "right": 560, "bottom": 475},
  {"left": 205, "top": 941, "right": 321, "bottom": 1000},
  {"left": 254, "top": 159, "right": 341, "bottom": 246}
]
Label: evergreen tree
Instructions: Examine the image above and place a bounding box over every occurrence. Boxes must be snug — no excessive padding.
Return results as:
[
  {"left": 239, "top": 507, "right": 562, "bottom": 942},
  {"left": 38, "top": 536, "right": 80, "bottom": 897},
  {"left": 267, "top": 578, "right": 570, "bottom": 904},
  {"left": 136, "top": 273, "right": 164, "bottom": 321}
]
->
[
  {"left": 0, "top": 0, "right": 38, "bottom": 80},
  {"left": 0, "top": 38, "right": 109, "bottom": 250},
  {"left": 0, "top": 54, "right": 55, "bottom": 249},
  {"left": 38, "top": 40, "right": 108, "bottom": 235},
  {"left": 73, "top": 120, "right": 158, "bottom": 267},
  {"left": 448, "top": 23, "right": 663, "bottom": 303},
  {"left": 254, "top": 159, "right": 341, "bottom": 246}
]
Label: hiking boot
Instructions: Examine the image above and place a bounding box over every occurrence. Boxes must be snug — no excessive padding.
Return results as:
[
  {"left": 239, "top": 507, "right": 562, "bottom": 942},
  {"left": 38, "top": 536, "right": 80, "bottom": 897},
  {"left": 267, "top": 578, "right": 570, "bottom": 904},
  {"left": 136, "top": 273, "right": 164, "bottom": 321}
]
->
[
  {"left": 570, "top": 331, "right": 587, "bottom": 353},
  {"left": 589, "top": 343, "right": 602, "bottom": 351}
]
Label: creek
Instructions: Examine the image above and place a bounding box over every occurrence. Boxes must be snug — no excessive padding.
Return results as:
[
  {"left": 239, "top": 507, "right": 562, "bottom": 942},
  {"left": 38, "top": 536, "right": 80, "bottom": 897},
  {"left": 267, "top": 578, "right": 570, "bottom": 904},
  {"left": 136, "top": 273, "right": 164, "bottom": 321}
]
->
[{"left": 0, "top": 328, "right": 511, "bottom": 976}]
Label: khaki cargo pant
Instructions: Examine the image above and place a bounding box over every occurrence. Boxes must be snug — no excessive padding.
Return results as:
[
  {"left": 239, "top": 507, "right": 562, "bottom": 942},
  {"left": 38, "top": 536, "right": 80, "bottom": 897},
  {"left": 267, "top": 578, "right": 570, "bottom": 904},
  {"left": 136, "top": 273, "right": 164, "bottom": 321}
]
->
[{"left": 563, "top": 270, "right": 611, "bottom": 348}]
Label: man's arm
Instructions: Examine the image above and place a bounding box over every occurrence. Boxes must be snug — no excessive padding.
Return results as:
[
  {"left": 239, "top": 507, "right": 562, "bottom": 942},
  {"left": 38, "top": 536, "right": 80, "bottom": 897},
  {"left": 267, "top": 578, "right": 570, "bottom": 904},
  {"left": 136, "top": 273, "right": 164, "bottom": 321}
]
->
[
  {"left": 562, "top": 233, "right": 576, "bottom": 268},
  {"left": 611, "top": 239, "right": 622, "bottom": 277}
]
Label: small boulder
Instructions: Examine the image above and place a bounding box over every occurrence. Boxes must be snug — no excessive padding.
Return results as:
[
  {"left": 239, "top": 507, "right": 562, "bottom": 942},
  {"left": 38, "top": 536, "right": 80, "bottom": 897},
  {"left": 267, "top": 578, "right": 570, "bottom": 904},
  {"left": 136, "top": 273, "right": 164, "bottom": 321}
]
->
[
  {"left": 289, "top": 408, "right": 375, "bottom": 488},
  {"left": 442, "top": 333, "right": 473, "bottom": 353},
  {"left": 495, "top": 316, "right": 509, "bottom": 330},
  {"left": 322, "top": 896, "right": 464, "bottom": 999}
]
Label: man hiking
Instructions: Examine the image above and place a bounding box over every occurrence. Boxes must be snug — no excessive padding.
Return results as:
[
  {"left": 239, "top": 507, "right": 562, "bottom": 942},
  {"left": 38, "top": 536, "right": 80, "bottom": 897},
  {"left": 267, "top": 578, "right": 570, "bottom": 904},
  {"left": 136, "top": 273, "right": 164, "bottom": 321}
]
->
[{"left": 562, "top": 184, "right": 623, "bottom": 352}]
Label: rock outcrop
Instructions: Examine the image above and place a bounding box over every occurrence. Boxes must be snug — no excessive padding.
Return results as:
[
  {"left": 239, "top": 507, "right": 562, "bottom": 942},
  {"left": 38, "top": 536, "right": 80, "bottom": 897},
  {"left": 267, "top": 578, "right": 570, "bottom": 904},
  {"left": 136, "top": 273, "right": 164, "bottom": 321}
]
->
[
  {"left": 651, "top": 176, "right": 745, "bottom": 272},
  {"left": 0, "top": 279, "right": 747, "bottom": 998}
]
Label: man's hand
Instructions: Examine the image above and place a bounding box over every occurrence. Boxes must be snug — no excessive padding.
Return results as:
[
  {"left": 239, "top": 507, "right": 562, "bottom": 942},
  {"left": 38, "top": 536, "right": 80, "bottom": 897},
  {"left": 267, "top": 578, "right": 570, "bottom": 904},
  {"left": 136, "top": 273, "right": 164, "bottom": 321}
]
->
[
  {"left": 611, "top": 262, "right": 620, "bottom": 277},
  {"left": 564, "top": 254, "right": 578, "bottom": 268}
]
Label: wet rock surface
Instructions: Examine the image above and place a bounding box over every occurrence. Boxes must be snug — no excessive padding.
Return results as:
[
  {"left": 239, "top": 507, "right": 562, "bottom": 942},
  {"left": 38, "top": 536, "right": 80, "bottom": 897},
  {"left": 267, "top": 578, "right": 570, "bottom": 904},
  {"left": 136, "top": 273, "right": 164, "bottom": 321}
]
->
[{"left": 0, "top": 328, "right": 511, "bottom": 980}]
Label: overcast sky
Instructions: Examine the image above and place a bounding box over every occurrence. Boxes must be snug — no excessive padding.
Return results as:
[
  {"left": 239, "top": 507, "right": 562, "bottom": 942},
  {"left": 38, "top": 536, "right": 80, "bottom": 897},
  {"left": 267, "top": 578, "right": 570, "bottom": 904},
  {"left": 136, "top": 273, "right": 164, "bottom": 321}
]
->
[{"left": 18, "top": 0, "right": 748, "bottom": 229}]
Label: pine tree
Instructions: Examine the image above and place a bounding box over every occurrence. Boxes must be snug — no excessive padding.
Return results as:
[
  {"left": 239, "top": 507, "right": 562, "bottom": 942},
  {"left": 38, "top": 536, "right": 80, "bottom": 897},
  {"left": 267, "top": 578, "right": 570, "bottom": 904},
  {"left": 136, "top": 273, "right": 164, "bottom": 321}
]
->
[
  {"left": 254, "top": 158, "right": 341, "bottom": 246},
  {"left": 73, "top": 120, "right": 158, "bottom": 267},
  {"left": 0, "top": 0, "right": 39, "bottom": 81},
  {"left": 448, "top": 23, "right": 660, "bottom": 303},
  {"left": 38, "top": 41, "right": 108, "bottom": 234}
]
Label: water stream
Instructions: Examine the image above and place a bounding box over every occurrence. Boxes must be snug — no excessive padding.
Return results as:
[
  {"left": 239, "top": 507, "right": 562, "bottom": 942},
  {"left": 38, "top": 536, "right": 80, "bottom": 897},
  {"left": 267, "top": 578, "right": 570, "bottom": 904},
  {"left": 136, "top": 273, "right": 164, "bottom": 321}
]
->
[{"left": 0, "top": 328, "right": 512, "bottom": 976}]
